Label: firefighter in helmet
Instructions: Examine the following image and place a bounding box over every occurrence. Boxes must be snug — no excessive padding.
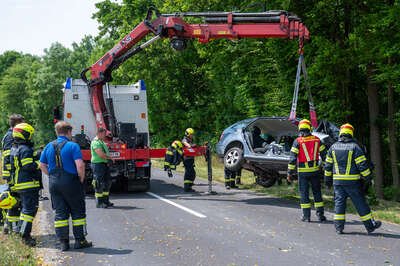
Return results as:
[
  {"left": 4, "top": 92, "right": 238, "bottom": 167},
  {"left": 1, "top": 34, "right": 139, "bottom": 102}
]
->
[
  {"left": 164, "top": 140, "right": 184, "bottom": 177},
  {"left": 182, "top": 128, "right": 197, "bottom": 192},
  {"left": 287, "top": 119, "right": 327, "bottom": 222},
  {"left": 1, "top": 114, "right": 24, "bottom": 234},
  {"left": 324, "top": 123, "right": 381, "bottom": 234},
  {"left": 10, "top": 123, "right": 41, "bottom": 246}
]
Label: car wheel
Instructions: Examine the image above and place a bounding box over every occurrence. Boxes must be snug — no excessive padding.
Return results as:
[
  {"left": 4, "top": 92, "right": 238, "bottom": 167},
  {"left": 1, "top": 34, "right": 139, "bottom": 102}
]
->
[
  {"left": 224, "top": 147, "right": 244, "bottom": 171},
  {"left": 256, "top": 172, "right": 278, "bottom": 188}
]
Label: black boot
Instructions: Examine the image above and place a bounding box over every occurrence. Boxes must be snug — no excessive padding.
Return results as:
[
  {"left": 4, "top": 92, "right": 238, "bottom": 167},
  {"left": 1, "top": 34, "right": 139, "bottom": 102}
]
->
[
  {"left": 74, "top": 238, "right": 93, "bottom": 249},
  {"left": 301, "top": 208, "right": 311, "bottom": 222},
  {"left": 60, "top": 239, "right": 70, "bottom": 251},
  {"left": 230, "top": 180, "right": 238, "bottom": 189},
  {"left": 366, "top": 220, "right": 382, "bottom": 234},
  {"left": 104, "top": 196, "right": 114, "bottom": 208},
  {"left": 22, "top": 235, "right": 36, "bottom": 247},
  {"left": 316, "top": 210, "right": 327, "bottom": 222},
  {"left": 96, "top": 197, "right": 106, "bottom": 208},
  {"left": 301, "top": 216, "right": 311, "bottom": 222}
]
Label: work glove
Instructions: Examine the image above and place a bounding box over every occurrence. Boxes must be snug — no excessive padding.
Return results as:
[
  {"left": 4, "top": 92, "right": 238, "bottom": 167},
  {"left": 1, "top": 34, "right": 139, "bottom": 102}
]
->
[
  {"left": 167, "top": 169, "right": 173, "bottom": 178},
  {"left": 362, "top": 177, "right": 372, "bottom": 194}
]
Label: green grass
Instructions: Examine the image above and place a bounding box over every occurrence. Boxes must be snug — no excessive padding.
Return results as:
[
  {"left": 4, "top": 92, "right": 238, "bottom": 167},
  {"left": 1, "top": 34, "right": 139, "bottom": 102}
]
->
[
  {"left": 0, "top": 230, "right": 38, "bottom": 266},
  {"left": 153, "top": 155, "right": 400, "bottom": 225}
]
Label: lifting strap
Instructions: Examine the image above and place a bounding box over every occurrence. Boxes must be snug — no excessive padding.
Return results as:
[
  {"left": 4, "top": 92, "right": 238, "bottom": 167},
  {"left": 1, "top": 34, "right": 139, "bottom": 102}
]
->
[{"left": 289, "top": 54, "right": 318, "bottom": 128}]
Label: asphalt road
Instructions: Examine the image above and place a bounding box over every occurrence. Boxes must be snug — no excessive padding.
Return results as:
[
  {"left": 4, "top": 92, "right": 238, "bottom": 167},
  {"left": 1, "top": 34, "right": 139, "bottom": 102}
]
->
[{"left": 37, "top": 168, "right": 400, "bottom": 266}]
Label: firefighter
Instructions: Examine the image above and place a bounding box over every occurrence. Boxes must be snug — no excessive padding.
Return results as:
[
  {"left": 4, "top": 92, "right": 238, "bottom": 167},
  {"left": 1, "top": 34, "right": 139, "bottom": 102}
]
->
[
  {"left": 164, "top": 140, "right": 184, "bottom": 177},
  {"left": 90, "top": 127, "right": 113, "bottom": 208},
  {"left": 1, "top": 114, "right": 24, "bottom": 234},
  {"left": 324, "top": 123, "right": 381, "bottom": 234},
  {"left": 40, "top": 121, "right": 92, "bottom": 251},
  {"left": 287, "top": 119, "right": 327, "bottom": 222},
  {"left": 10, "top": 123, "right": 41, "bottom": 246},
  {"left": 224, "top": 168, "right": 240, "bottom": 189},
  {"left": 182, "top": 128, "right": 196, "bottom": 192}
]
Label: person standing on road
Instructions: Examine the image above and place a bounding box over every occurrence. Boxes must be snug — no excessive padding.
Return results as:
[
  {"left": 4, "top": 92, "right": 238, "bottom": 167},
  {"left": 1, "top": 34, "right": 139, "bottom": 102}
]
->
[
  {"left": 324, "top": 123, "right": 381, "bottom": 234},
  {"left": 91, "top": 127, "right": 114, "bottom": 208},
  {"left": 182, "top": 128, "right": 196, "bottom": 192},
  {"left": 10, "top": 123, "right": 41, "bottom": 246},
  {"left": 40, "top": 121, "right": 92, "bottom": 251},
  {"left": 1, "top": 114, "right": 24, "bottom": 234},
  {"left": 287, "top": 119, "right": 327, "bottom": 223},
  {"left": 224, "top": 168, "right": 240, "bottom": 189}
]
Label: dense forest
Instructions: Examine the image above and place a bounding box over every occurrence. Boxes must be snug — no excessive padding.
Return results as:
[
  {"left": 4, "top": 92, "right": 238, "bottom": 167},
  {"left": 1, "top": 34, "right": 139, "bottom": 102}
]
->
[{"left": 0, "top": 0, "right": 399, "bottom": 199}]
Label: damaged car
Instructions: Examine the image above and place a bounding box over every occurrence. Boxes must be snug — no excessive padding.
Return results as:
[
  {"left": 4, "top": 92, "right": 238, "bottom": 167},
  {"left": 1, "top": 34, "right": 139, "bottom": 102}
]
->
[{"left": 216, "top": 117, "right": 339, "bottom": 187}]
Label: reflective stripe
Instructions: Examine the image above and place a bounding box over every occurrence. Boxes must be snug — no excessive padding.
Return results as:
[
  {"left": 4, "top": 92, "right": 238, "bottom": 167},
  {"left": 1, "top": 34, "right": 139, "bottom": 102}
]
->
[
  {"left": 55, "top": 219, "right": 69, "bottom": 228},
  {"left": 360, "top": 212, "right": 372, "bottom": 221},
  {"left": 345, "top": 150, "right": 353, "bottom": 175},
  {"left": 103, "top": 191, "right": 110, "bottom": 196},
  {"left": 361, "top": 169, "right": 371, "bottom": 177},
  {"left": 301, "top": 143, "right": 311, "bottom": 162},
  {"left": 300, "top": 203, "right": 311, "bottom": 209},
  {"left": 6, "top": 215, "right": 20, "bottom": 222},
  {"left": 314, "top": 202, "right": 324, "bottom": 208},
  {"left": 20, "top": 158, "right": 34, "bottom": 166},
  {"left": 324, "top": 170, "right": 332, "bottom": 176},
  {"left": 333, "top": 175, "right": 360, "bottom": 181},
  {"left": 72, "top": 218, "right": 86, "bottom": 226},
  {"left": 290, "top": 147, "right": 299, "bottom": 154},
  {"left": 326, "top": 156, "right": 333, "bottom": 163},
  {"left": 288, "top": 164, "right": 296, "bottom": 170},
  {"left": 334, "top": 214, "right": 345, "bottom": 220},
  {"left": 166, "top": 151, "right": 173, "bottom": 155},
  {"left": 319, "top": 145, "right": 326, "bottom": 152},
  {"left": 13, "top": 181, "right": 40, "bottom": 190},
  {"left": 355, "top": 155, "right": 367, "bottom": 164},
  {"left": 2, "top": 170, "right": 10, "bottom": 177},
  {"left": 20, "top": 213, "right": 34, "bottom": 222},
  {"left": 184, "top": 180, "right": 193, "bottom": 184},
  {"left": 298, "top": 166, "right": 320, "bottom": 173},
  {"left": 2, "top": 150, "right": 11, "bottom": 156},
  {"left": 95, "top": 193, "right": 103, "bottom": 198},
  {"left": 332, "top": 151, "right": 340, "bottom": 174},
  {"left": 164, "top": 162, "right": 171, "bottom": 166},
  {"left": 313, "top": 142, "right": 319, "bottom": 164}
]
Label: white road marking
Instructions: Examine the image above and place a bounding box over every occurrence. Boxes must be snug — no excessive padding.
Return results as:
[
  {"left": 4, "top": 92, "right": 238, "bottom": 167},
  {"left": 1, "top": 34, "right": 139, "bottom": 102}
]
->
[{"left": 146, "top": 192, "right": 207, "bottom": 218}]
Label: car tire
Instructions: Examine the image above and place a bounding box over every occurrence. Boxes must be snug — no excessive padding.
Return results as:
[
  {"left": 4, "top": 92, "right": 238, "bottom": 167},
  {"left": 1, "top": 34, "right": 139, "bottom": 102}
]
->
[
  {"left": 256, "top": 172, "right": 278, "bottom": 188},
  {"left": 224, "top": 147, "right": 244, "bottom": 172}
]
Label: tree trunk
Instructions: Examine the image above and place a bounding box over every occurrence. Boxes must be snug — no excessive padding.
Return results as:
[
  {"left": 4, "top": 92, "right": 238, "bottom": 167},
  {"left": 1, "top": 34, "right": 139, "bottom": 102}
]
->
[
  {"left": 388, "top": 83, "right": 399, "bottom": 187},
  {"left": 366, "top": 65, "right": 384, "bottom": 198}
]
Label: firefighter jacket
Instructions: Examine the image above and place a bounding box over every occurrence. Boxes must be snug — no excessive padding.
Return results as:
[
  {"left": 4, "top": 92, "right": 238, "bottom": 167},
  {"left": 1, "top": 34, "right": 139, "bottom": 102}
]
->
[
  {"left": 324, "top": 136, "right": 372, "bottom": 185},
  {"left": 182, "top": 136, "right": 194, "bottom": 160},
  {"left": 164, "top": 146, "right": 183, "bottom": 170},
  {"left": 10, "top": 141, "right": 41, "bottom": 192},
  {"left": 2, "top": 129, "right": 13, "bottom": 183},
  {"left": 288, "top": 133, "right": 326, "bottom": 175}
]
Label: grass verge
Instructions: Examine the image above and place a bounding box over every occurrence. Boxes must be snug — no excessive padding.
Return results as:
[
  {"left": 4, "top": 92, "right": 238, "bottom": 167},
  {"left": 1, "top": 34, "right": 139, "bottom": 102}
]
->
[
  {"left": 0, "top": 229, "right": 37, "bottom": 266},
  {"left": 153, "top": 156, "right": 400, "bottom": 225}
]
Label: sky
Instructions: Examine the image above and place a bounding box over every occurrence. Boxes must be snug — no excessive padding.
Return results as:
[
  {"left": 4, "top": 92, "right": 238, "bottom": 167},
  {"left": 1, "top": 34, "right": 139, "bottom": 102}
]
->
[{"left": 0, "top": 0, "right": 101, "bottom": 56}]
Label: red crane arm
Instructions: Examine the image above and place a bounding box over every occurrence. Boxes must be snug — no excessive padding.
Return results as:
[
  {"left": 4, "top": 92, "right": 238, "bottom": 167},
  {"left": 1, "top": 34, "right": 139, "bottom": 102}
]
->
[{"left": 81, "top": 9, "right": 310, "bottom": 132}]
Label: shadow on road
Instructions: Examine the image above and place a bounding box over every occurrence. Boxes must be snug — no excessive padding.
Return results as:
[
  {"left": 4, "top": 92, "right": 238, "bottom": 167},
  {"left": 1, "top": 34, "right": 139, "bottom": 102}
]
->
[
  {"left": 106, "top": 206, "right": 143, "bottom": 210},
  {"left": 343, "top": 231, "right": 400, "bottom": 239},
  {"left": 72, "top": 247, "right": 133, "bottom": 255}
]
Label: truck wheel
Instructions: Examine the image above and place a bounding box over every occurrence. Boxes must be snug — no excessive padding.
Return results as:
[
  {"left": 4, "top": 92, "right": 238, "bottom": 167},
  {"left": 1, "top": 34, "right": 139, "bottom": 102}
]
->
[{"left": 224, "top": 147, "right": 244, "bottom": 172}]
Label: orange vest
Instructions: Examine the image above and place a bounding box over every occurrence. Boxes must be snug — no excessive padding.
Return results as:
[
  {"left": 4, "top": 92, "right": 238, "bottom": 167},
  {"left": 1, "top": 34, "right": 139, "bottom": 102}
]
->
[{"left": 297, "top": 135, "right": 320, "bottom": 163}]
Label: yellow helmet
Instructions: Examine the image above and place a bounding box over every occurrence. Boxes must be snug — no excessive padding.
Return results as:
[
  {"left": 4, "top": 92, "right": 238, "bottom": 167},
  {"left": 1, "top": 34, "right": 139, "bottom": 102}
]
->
[
  {"left": 0, "top": 191, "right": 17, "bottom": 209},
  {"left": 339, "top": 123, "right": 354, "bottom": 137},
  {"left": 185, "top": 128, "right": 195, "bottom": 136},
  {"left": 298, "top": 119, "right": 311, "bottom": 131},
  {"left": 171, "top": 140, "right": 183, "bottom": 149},
  {"left": 13, "top": 123, "right": 35, "bottom": 141}
]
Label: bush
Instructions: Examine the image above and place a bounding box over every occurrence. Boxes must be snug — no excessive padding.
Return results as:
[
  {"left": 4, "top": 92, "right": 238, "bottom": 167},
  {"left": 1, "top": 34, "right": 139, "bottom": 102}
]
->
[{"left": 383, "top": 186, "right": 400, "bottom": 202}]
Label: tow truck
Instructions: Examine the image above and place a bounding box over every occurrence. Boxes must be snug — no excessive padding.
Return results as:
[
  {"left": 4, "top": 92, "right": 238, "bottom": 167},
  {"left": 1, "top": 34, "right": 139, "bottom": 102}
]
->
[{"left": 60, "top": 7, "right": 311, "bottom": 192}]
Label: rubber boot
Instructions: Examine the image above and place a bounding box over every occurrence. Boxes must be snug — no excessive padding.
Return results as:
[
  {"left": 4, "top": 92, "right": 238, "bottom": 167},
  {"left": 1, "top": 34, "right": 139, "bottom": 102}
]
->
[
  {"left": 96, "top": 197, "right": 106, "bottom": 208},
  {"left": 230, "top": 180, "right": 238, "bottom": 189},
  {"left": 104, "top": 196, "right": 114, "bottom": 208},
  {"left": 334, "top": 220, "right": 345, "bottom": 234},
  {"left": 365, "top": 219, "right": 382, "bottom": 234},
  {"left": 316, "top": 209, "right": 327, "bottom": 222},
  {"left": 301, "top": 208, "right": 311, "bottom": 222},
  {"left": 60, "top": 239, "right": 70, "bottom": 251},
  {"left": 74, "top": 238, "right": 93, "bottom": 249},
  {"left": 22, "top": 235, "right": 36, "bottom": 247}
]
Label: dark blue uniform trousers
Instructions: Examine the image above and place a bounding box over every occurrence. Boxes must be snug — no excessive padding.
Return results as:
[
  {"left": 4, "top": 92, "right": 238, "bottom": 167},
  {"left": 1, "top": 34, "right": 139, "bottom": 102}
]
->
[
  {"left": 18, "top": 189, "right": 39, "bottom": 237},
  {"left": 334, "top": 184, "right": 375, "bottom": 231},
  {"left": 183, "top": 158, "right": 196, "bottom": 190},
  {"left": 49, "top": 172, "right": 86, "bottom": 241},
  {"left": 298, "top": 172, "right": 324, "bottom": 218}
]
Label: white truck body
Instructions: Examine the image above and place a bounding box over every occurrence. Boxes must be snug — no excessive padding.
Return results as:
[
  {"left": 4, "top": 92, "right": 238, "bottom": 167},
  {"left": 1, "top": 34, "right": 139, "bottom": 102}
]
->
[{"left": 63, "top": 78, "right": 149, "bottom": 143}]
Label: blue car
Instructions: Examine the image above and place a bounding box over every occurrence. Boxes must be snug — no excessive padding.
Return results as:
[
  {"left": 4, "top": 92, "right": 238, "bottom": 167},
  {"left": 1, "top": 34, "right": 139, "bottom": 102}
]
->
[{"left": 216, "top": 117, "right": 338, "bottom": 187}]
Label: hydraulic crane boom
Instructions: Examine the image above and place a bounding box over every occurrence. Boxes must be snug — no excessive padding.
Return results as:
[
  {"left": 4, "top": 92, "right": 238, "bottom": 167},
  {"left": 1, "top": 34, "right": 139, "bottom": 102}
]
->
[{"left": 81, "top": 8, "right": 310, "bottom": 133}]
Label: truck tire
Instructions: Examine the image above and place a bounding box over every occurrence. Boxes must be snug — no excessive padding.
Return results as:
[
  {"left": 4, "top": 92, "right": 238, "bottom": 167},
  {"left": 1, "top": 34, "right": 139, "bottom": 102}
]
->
[{"left": 224, "top": 147, "right": 244, "bottom": 172}]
